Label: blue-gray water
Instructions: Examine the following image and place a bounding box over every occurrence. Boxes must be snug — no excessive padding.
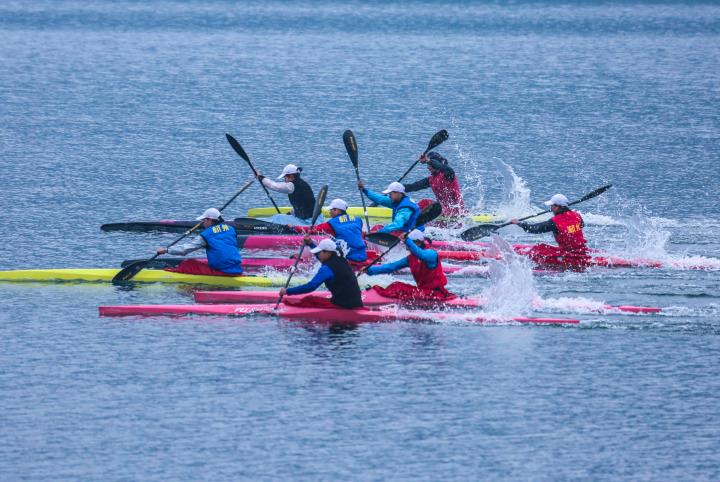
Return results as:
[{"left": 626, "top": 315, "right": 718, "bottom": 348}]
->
[{"left": 1, "top": 1, "right": 719, "bottom": 480}]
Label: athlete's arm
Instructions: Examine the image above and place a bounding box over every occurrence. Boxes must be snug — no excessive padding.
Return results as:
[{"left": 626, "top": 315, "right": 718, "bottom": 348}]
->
[
  {"left": 259, "top": 176, "right": 295, "bottom": 194},
  {"left": 166, "top": 237, "right": 207, "bottom": 256},
  {"left": 403, "top": 177, "right": 431, "bottom": 193},
  {"left": 362, "top": 188, "right": 393, "bottom": 208},
  {"left": 379, "top": 208, "right": 411, "bottom": 233},
  {"left": 366, "top": 256, "right": 410, "bottom": 275},
  {"left": 286, "top": 265, "right": 334, "bottom": 295}
]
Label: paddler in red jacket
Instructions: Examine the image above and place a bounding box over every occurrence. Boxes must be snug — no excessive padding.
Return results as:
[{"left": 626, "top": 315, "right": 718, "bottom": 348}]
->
[
  {"left": 404, "top": 151, "right": 466, "bottom": 219},
  {"left": 510, "top": 193, "right": 590, "bottom": 270},
  {"left": 362, "top": 229, "right": 456, "bottom": 301}
]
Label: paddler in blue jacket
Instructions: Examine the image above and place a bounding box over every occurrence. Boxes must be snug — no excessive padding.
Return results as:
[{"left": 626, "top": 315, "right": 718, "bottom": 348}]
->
[
  {"left": 293, "top": 198, "right": 368, "bottom": 265},
  {"left": 362, "top": 229, "right": 455, "bottom": 301},
  {"left": 279, "top": 236, "right": 364, "bottom": 309},
  {"left": 156, "top": 208, "right": 243, "bottom": 275},
  {"left": 357, "top": 180, "right": 420, "bottom": 233}
]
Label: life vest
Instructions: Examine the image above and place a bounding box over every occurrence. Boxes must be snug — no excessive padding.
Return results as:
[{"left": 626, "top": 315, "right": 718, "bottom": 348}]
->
[
  {"left": 288, "top": 177, "right": 316, "bottom": 220},
  {"left": 328, "top": 214, "right": 367, "bottom": 262},
  {"left": 391, "top": 195, "right": 420, "bottom": 232},
  {"left": 199, "top": 223, "right": 243, "bottom": 274},
  {"left": 551, "top": 210, "right": 587, "bottom": 253},
  {"left": 428, "top": 171, "right": 465, "bottom": 217},
  {"left": 322, "top": 254, "right": 364, "bottom": 308},
  {"left": 407, "top": 245, "right": 448, "bottom": 291}
]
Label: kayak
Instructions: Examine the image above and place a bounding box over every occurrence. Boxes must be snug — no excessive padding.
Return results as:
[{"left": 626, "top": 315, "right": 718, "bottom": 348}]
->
[
  {"left": 246, "top": 206, "right": 498, "bottom": 224},
  {"left": 120, "top": 257, "right": 300, "bottom": 271},
  {"left": 193, "top": 289, "right": 662, "bottom": 314},
  {"left": 0, "top": 268, "right": 288, "bottom": 287},
  {"left": 98, "top": 302, "right": 579, "bottom": 325}
]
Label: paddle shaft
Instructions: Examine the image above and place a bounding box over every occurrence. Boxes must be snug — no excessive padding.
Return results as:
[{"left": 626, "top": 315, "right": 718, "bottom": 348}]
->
[
  {"left": 226, "top": 134, "right": 281, "bottom": 213},
  {"left": 276, "top": 185, "right": 329, "bottom": 308},
  {"left": 397, "top": 130, "right": 449, "bottom": 183},
  {"left": 111, "top": 180, "right": 253, "bottom": 283},
  {"left": 357, "top": 238, "right": 402, "bottom": 277},
  {"left": 353, "top": 165, "right": 371, "bottom": 233}
]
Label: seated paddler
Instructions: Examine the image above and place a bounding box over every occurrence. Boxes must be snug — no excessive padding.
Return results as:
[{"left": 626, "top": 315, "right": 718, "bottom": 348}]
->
[
  {"left": 357, "top": 180, "right": 420, "bottom": 234},
  {"left": 279, "top": 236, "right": 364, "bottom": 309},
  {"left": 362, "top": 229, "right": 456, "bottom": 301},
  {"left": 156, "top": 208, "right": 243, "bottom": 276},
  {"left": 293, "top": 198, "right": 368, "bottom": 265},
  {"left": 255, "top": 163, "right": 318, "bottom": 225}
]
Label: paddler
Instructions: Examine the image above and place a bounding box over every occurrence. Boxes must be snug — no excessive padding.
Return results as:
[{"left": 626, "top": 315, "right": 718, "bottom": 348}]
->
[
  {"left": 357, "top": 180, "right": 420, "bottom": 234},
  {"left": 292, "top": 198, "right": 368, "bottom": 264},
  {"left": 279, "top": 236, "right": 364, "bottom": 309},
  {"left": 256, "top": 164, "right": 318, "bottom": 225},
  {"left": 156, "top": 208, "right": 243, "bottom": 275},
  {"left": 510, "top": 193, "right": 590, "bottom": 269},
  {"left": 404, "top": 151, "right": 466, "bottom": 218},
  {"left": 362, "top": 229, "right": 456, "bottom": 301}
]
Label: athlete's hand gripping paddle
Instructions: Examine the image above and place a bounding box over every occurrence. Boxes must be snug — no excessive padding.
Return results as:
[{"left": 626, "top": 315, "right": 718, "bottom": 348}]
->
[
  {"left": 397, "top": 129, "right": 449, "bottom": 183},
  {"left": 275, "top": 185, "right": 329, "bottom": 309},
  {"left": 112, "top": 180, "right": 254, "bottom": 284},
  {"left": 343, "top": 129, "right": 371, "bottom": 233},
  {"left": 226, "top": 133, "right": 281, "bottom": 214},
  {"left": 460, "top": 184, "right": 613, "bottom": 241}
]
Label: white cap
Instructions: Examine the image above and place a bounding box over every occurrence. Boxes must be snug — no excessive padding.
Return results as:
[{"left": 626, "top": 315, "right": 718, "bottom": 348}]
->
[
  {"left": 544, "top": 194, "right": 569, "bottom": 207},
  {"left": 196, "top": 208, "right": 221, "bottom": 221},
  {"left": 329, "top": 198, "right": 348, "bottom": 211},
  {"left": 407, "top": 229, "right": 425, "bottom": 242},
  {"left": 277, "top": 164, "right": 300, "bottom": 179},
  {"left": 382, "top": 181, "right": 406, "bottom": 194},
  {"left": 310, "top": 238, "right": 338, "bottom": 254}
]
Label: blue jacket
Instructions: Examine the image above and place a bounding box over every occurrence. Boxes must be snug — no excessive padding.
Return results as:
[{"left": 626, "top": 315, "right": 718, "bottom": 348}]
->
[
  {"left": 363, "top": 189, "right": 420, "bottom": 233},
  {"left": 199, "top": 223, "right": 243, "bottom": 274},
  {"left": 328, "top": 214, "right": 367, "bottom": 262},
  {"left": 367, "top": 238, "right": 438, "bottom": 275}
]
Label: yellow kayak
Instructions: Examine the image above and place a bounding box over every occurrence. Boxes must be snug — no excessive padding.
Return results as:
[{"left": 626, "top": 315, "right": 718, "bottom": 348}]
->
[
  {"left": 246, "top": 206, "right": 497, "bottom": 223},
  {"left": 0, "top": 268, "right": 292, "bottom": 287}
]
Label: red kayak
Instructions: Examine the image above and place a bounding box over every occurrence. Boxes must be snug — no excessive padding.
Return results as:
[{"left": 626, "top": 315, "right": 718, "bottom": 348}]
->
[
  {"left": 193, "top": 289, "right": 661, "bottom": 314},
  {"left": 98, "top": 303, "right": 579, "bottom": 325}
]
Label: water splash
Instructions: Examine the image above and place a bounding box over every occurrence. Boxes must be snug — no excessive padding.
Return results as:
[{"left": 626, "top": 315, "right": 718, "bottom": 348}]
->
[
  {"left": 481, "top": 234, "right": 537, "bottom": 317},
  {"left": 621, "top": 212, "right": 671, "bottom": 259},
  {"left": 491, "top": 159, "right": 539, "bottom": 220}
]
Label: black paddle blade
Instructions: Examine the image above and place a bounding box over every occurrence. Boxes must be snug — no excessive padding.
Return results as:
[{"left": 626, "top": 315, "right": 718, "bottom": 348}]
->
[
  {"left": 343, "top": 130, "right": 359, "bottom": 168},
  {"left": 112, "top": 260, "right": 149, "bottom": 284},
  {"left": 577, "top": 184, "right": 612, "bottom": 203},
  {"left": 460, "top": 224, "right": 502, "bottom": 241},
  {"left": 312, "top": 185, "right": 329, "bottom": 225},
  {"left": 425, "top": 129, "right": 449, "bottom": 153},
  {"left": 225, "top": 133, "right": 251, "bottom": 163},
  {"left": 365, "top": 232, "right": 398, "bottom": 248},
  {"left": 232, "top": 217, "right": 296, "bottom": 234},
  {"left": 417, "top": 201, "right": 442, "bottom": 226}
]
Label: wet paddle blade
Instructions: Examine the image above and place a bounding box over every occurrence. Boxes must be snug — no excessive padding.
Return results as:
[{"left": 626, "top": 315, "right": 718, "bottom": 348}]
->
[
  {"left": 424, "top": 129, "right": 449, "bottom": 154},
  {"left": 417, "top": 201, "right": 442, "bottom": 226},
  {"left": 576, "top": 184, "right": 612, "bottom": 204},
  {"left": 312, "top": 185, "right": 329, "bottom": 225},
  {"left": 460, "top": 224, "right": 502, "bottom": 241},
  {"left": 225, "top": 133, "right": 251, "bottom": 165},
  {"left": 112, "top": 260, "right": 151, "bottom": 284},
  {"left": 343, "top": 130, "right": 359, "bottom": 169},
  {"left": 365, "top": 232, "right": 398, "bottom": 248},
  {"left": 232, "top": 217, "right": 296, "bottom": 234}
]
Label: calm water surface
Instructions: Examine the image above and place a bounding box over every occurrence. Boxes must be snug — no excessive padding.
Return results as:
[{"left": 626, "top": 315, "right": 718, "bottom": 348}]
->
[{"left": 1, "top": 1, "right": 719, "bottom": 480}]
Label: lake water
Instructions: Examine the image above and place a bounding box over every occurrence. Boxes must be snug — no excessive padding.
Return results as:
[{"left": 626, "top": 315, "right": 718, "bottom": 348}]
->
[{"left": 1, "top": 1, "right": 719, "bottom": 480}]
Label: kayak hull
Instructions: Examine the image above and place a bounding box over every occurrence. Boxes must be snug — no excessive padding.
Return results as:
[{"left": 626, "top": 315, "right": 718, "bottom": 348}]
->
[
  {"left": 99, "top": 303, "right": 579, "bottom": 324},
  {"left": 194, "top": 290, "right": 661, "bottom": 314},
  {"left": 246, "top": 206, "right": 497, "bottom": 224},
  {"left": 0, "top": 268, "right": 281, "bottom": 287}
]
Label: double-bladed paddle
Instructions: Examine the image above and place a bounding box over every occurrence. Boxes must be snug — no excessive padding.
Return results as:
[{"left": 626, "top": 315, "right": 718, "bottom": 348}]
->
[
  {"left": 343, "top": 130, "right": 371, "bottom": 232},
  {"left": 111, "top": 180, "right": 254, "bottom": 284},
  {"left": 359, "top": 201, "right": 442, "bottom": 276},
  {"left": 275, "top": 185, "right": 329, "bottom": 309},
  {"left": 232, "top": 217, "right": 297, "bottom": 235},
  {"left": 225, "top": 133, "right": 281, "bottom": 214},
  {"left": 397, "top": 129, "right": 449, "bottom": 183},
  {"left": 460, "top": 184, "right": 613, "bottom": 241}
]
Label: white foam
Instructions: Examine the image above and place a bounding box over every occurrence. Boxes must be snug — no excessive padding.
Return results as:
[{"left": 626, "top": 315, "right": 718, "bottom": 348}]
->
[{"left": 481, "top": 235, "right": 537, "bottom": 317}]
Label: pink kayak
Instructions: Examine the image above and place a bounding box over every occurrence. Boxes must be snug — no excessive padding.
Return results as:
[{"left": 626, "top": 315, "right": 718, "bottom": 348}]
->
[
  {"left": 193, "top": 289, "right": 661, "bottom": 314},
  {"left": 98, "top": 303, "right": 579, "bottom": 325}
]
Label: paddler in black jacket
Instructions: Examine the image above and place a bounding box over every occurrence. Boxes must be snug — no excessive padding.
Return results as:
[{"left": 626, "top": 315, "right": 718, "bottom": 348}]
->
[
  {"left": 279, "top": 236, "right": 364, "bottom": 309},
  {"left": 256, "top": 164, "right": 317, "bottom": 225}
]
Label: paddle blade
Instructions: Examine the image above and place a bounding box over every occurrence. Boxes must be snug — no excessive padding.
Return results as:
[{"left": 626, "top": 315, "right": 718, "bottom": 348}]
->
[
  {"left": 460, "top": 224, "right": 501, "bottom": 241},
  {"left": 111, "top": 260, "right": 150, "bottom": 284},
  {"left": 343, "top": 130, "right": 359, "bottom": 168},
  {"left": 232, "top": 217, "right": 296, "bottom": 235},
  {"left": 416, "top": 201, "right": 442, "bottom": 226},
  {"left": 577, "top": 184, "right": 612, "bottom": 203},
  {"left": 425, "top": 129, "right": 449, "bottom": 154},
  {"left": 312, "top": 185, "right": 329, "bottom": 225},
  {"left": 366, "top": 232, "right": 398, "bottom": 248},
  {"left": 225, "top": 133, "right": 251, "bottom": 164}
]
